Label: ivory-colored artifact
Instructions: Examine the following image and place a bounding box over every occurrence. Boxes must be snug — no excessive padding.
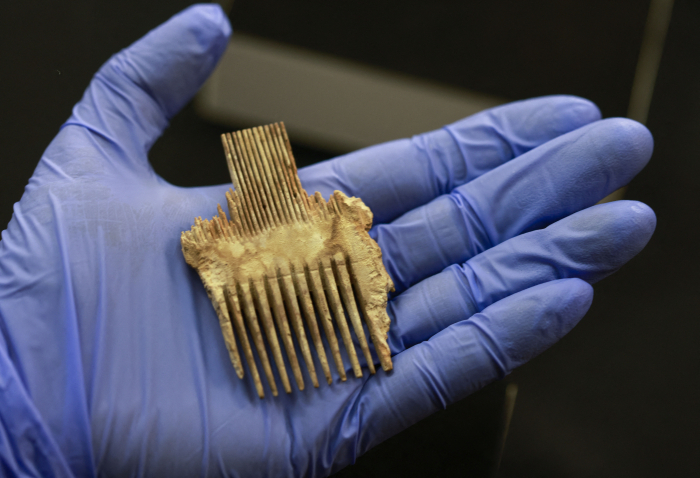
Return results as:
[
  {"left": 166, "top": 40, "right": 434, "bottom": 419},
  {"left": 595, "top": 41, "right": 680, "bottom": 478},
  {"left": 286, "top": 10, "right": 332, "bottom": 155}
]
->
[{"left": 181, "top": 123, "right": 394, "bottom": 398}]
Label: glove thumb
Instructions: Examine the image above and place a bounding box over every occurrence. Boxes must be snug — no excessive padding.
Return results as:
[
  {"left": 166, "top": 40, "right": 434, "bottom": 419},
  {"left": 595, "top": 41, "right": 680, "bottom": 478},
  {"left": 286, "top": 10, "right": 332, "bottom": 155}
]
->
[{"left": 64, "top": 4, "right": 231, "bottom": 161}]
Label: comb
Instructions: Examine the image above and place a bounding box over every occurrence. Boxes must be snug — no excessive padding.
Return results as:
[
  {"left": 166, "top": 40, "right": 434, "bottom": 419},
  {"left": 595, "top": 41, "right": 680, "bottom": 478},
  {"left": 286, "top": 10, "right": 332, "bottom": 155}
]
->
[{"left": 181, "top": 123, "right": 394, "bottom": 398}]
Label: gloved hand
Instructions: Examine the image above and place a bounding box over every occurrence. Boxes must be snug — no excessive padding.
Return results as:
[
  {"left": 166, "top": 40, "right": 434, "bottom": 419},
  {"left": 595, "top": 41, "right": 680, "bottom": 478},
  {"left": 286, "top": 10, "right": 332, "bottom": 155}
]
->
[{"left": 0, "top": 4, "right": 655, "bottom": 477}]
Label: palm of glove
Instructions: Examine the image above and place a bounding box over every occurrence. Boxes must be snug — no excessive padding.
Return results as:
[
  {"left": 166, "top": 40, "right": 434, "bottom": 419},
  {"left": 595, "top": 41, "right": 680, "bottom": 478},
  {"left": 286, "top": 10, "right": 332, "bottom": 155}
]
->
[{"left": 0, "top": 6, "right": 655, "bottom": 478}]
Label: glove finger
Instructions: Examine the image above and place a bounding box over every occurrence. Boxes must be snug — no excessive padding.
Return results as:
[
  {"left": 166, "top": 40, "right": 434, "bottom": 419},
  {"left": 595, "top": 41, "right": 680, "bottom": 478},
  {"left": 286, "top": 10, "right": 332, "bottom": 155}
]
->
[
  {"left": 298, "top": 95, "right": 600, "bottom": 224},
  {"left": 58, "top": 5, "right": 231, "bottom": 170},
  {"left": 374, "top": 117, "right": 653, "bottom": 293},
  {"left": 386, "top": 200, "right": 655, "bottom": 352},
  {"left": 348, "top": 278, "right": 593, "bottom": 460}
]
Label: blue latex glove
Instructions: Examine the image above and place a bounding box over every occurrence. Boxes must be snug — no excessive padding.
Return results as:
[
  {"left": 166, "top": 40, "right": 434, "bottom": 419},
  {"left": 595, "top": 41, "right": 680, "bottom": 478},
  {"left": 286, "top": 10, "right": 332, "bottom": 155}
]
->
[{"left": 0, "top": 5, "right": 656, "bottom": 477}]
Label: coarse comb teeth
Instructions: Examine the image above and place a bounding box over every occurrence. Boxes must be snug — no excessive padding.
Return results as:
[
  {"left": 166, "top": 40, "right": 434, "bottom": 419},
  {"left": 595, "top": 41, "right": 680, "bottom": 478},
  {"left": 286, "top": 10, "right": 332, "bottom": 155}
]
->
[{"left": 181, "top": 122, "right": 394, "bottom": 398}]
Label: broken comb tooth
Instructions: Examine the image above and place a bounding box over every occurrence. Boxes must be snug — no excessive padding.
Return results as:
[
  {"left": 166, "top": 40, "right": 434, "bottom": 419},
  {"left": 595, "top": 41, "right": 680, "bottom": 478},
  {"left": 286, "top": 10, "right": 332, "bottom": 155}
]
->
[{"left": 181, "top": 122, "right": 395, "bottom": 398}]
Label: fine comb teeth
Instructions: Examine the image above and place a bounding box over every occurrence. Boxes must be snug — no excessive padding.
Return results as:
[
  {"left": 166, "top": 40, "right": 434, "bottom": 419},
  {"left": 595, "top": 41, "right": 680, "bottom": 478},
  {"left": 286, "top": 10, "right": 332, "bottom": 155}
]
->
[{"left": 181, "top": 122, "right": 395, "bottom": 398}]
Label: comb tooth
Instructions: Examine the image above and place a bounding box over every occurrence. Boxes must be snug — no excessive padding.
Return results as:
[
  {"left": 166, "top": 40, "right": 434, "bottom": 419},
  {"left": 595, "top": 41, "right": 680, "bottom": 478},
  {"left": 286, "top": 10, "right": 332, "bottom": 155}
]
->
[
  {"left": 216, "top": 205, "right": 229, "bottom": 236},
  {"left": 212, "top": 289, "right": 245, "bottom": 379},
  {"left": 292, "top": 263, "right": 332, "bottom": 385},
  {"left": 329, "top": 193, "right": 342, "bottom": 215},
  {"left": 227, "top": 133, "right": 263, "bottom": 234},
  {"left": 263, "top": 125, "right": 300, "bottom": 223},
  {"left": 193, "top": 216, "right": 203, "bottom": 235},
  {"left": 346, "top": 261, "right": 393, "bottom": 372},
  {"left": 234, "top": 130, "right": 269, "bottom": 230},
  {"left": 319, "top": 257, "right": 362, "bottom": 378},
  {"left": 244, "top": 128, "right": 282, "bottom": 227},
  {"left": 278, "top": 264, "right": 318, "bottom": 387},
  {"left": 227, "top": 189, "right": 250, "bottom": 237},
  {"left": 305, "top": 192, "right": 319, "bottom": 218},
  {"left": 223, "top": 212, "right": 239, "bottom": 239},
  {"left": 210, "top": 219, "right": 221, "bottom": 239},
  {"left": 239, "top": 281, "right": 279, "bottom": 396},
  {"left": 220, "top": 216, "right": 232, "bottom": 239},
  {"left": 266, "top": 274, "right": 305, "bottom": 390},
  {"left": 226, "top": 188, "right": 249, "bottom": 236},
  {"left": 271, "top": 123, "right": 310, "bottom": 222},
  {"left": 196, "top": 228, "right": 207, "bottom": 244},
  {"left": 221, "top": 133, "right": 239, "bottom": 192},
  {"left": 265, "top": 124, "right": 298, "bottom": 221},
  {"left": 252, "top": 127, "right": 290, "bottom": 225},
  {"left": 244, "top": 129, "right": 278, "bottom": 229},
  {"left": 224, "top": 134, "right": 254, "bottom": 233},
  {"left": 217, "top": 204, "right": 227, "bottom": 223},
  {"left": 201, "top": 219, "right": 214, "bottom": 241},
  {"left": 251, "top": 278, "right": 291, "bottom": 394},
  {"left": 213, "top": 216, "right": 224, "bottom": 239},
  {"left": 314, "top": 192, "right": 327, "bottom": 220},
  {"left": 231, "top": 132, "right": 267, "bottom": 232},
  {"left": 279, "top": 122, "right": 313, "bottom": 214},
  {"left": 332, "top": 253, "right": 375, "bottom": 374},
  {"left": 306, "top": 263, "right": 347, "bottom": 381},
  {"left": 204, "top": 219, "right": 217, "bottom": 240},
  {"left": 192, "top": 224, "right": 206, "bottom": 244},
  {"left": 224, "top": 285, "right": 264, "bottom": 398},
  {"left": 212, "top": 216, "right": 224, "bottom": 240},
  {"left": 242, "top": 130, "right": 275, "bottom": 231}
]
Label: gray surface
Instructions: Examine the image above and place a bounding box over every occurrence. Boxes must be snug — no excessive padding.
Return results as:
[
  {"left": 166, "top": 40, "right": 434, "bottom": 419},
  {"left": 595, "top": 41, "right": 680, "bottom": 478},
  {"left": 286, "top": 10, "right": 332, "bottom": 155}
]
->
[
  {"left": 196, "top": 34, "right": 503, "bottom": 152},
  {"left": 501, "top": 2, "right": 699, "bottom": 475},
  {"left": 230, "top": 0, "right": 649, "bottom": 118}
]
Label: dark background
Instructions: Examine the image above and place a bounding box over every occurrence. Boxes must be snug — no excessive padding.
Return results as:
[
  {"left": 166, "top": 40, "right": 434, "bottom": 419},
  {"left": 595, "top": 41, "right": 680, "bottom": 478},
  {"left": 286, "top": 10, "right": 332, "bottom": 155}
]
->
[{"left": 1, "top": 0, "right": 697, "bottom": 476}]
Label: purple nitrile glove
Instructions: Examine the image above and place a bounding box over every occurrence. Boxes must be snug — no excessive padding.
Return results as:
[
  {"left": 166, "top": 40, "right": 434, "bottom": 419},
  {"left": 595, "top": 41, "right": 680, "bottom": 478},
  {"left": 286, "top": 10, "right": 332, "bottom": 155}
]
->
[{"left": 0, "top": 4, "right": 655, "bottom": 477}]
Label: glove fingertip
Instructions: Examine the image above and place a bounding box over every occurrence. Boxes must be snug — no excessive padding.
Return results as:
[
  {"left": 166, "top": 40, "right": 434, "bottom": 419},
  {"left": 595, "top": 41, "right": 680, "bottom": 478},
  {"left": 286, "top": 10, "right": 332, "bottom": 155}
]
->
[
  {"left": 482, "top": 278, "right": 593, "bottom": 370},
  {"left": 103, "top": 3, "right": 233, "bottom": 122},
  {"left": 73, "top": 3, "right": 234, "bottom": 158},
  {"left": 627, "top": 200, "right": 656, "bottom": 228},
  {"left": 183, "top": 3, "right": 232, "bottom": 46},
  {"left": 148, "top": 4, "right": 231, "bottom": 118},
  {"left": 525, "top": 278, "right": 593, "bottom": 353},
  {"left": 597, "top": 117, "right": 654, "bottom": 169},
  {"left": 561, "top": 277, "right": 595, "bottom": 317},
  {"left": 551, "top": 95, "right": 602, "bottom": 130},
  {"left": 615, "top": 200, "right": 657, "bottom": 251}
]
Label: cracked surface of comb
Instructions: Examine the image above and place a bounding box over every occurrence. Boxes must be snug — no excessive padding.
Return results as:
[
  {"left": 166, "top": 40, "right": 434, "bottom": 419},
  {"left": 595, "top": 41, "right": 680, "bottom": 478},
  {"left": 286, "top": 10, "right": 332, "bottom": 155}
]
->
[{"left": 181, "top": 123, "right": 394, "bottom": 398}]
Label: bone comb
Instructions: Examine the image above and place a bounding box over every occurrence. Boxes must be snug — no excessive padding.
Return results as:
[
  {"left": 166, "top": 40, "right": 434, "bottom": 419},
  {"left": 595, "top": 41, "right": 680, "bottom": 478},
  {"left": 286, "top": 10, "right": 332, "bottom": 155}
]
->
[{"left": 181, "top": 123, "right": 394, "bottom": 398}]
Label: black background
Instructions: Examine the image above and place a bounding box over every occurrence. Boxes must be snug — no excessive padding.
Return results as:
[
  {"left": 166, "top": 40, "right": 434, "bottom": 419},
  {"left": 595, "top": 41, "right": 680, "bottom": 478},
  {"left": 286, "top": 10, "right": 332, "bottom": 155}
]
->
[{"left": 1, "top": 1, "right": 697, "bottom": 476}]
